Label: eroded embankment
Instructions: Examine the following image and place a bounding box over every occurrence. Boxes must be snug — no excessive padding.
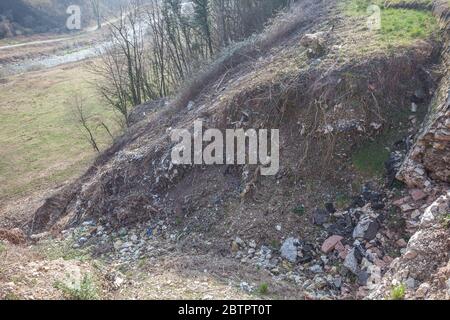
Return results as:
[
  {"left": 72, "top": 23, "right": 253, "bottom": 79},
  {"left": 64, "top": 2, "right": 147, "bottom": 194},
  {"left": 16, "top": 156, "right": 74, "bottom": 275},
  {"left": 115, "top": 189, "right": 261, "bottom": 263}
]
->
[{"left": 370, "top": 0, "right": 450, "bottom": 300}]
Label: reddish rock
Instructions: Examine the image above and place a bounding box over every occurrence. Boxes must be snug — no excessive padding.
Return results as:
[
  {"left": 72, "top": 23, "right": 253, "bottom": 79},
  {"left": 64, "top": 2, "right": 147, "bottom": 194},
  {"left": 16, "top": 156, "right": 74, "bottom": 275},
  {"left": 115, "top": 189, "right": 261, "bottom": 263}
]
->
[
  {"left": 396, "top": 238, "right": 408, "bottom": 248},
  {"left": 374, "top": 258, "right": 387, "bottom": 268},
  {"left": 393, "top": 197, "right": 411, "bottom": 207},
  {"left": 321, "top": 235, "right": 344, "bottom": 254},
  {"left": 409, "top": 189, "right": 427, "bottom": 201},
  {"left": 334, "top": 241, "right": 349, "bottom": 259},
  {"left": 400, "top": 203, "right": 416, "bottom": 212},
  {"left": 367, "top": 247, "right": 382, "bottom": 258},
  {"left": 384, "top": 230, "right": 395, "bottom": 240},
  {"left": 404, "top": 250, "right": 418, "bottom": 260},
  {"left": 356, "top": 286, "right": 369, "bottom": 299},
  {"left": 383, "top": 255, "right": 394, "bottom": 264},
  {"left": 0, "top": 228, "right": 26, "bottom": 245}
]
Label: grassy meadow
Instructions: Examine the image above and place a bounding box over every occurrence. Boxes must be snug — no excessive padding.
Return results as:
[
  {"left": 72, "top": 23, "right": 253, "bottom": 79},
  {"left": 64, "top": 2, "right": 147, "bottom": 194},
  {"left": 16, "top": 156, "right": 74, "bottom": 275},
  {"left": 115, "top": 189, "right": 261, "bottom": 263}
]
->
[{"left": 0, "top": 62, "right": 118, "bottom": 200}]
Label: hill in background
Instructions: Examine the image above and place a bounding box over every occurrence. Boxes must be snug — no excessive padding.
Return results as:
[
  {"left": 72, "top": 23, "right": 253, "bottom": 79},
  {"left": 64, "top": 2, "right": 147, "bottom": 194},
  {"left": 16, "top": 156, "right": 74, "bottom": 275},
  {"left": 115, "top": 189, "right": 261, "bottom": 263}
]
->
[{"left": 0, "top": 0, "right": 126, "bottom": 38}]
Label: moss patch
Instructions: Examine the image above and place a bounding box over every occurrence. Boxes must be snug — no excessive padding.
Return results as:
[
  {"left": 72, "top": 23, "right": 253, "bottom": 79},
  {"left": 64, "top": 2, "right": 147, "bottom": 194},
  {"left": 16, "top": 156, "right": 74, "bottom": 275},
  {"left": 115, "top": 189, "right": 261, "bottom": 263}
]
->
[
  {"left": 352, "top": 139, "right": 390, "bottom": 176},
  {"left": 380, "top": 7, "right": 438, "bottom": 42}
]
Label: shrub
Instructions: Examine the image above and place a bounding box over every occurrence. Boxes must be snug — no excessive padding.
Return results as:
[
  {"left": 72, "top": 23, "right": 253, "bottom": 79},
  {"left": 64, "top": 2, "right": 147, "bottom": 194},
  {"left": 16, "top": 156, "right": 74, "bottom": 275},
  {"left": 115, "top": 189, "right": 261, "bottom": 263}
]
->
[
  {"left": 258, "top": 283, "right": 269, "bottom": 295},
  {"left": 390, "top": 284, "right": 406, "bottom": 300},
  {"left": 292, "top": 204, "right": 306, "bottom": 216}
]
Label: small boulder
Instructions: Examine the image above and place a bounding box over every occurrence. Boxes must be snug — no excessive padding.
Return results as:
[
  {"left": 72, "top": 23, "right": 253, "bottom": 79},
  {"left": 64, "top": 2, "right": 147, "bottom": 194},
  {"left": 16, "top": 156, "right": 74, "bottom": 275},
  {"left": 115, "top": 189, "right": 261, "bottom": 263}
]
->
[
  {"left": 353, "top": 217, "right": 379, "bottom": 241},
  {"left": 396, "top": 238, "right": 408, "bottom": 248},
  {"left": 357, "top": 271, "right": 370, "bottom": 286},
  {"left": 327, "top": 215, "right": 354, "bottom": 238},
  {"left": 409, "top": 189, "right": 427, "bottom": 201},
  {"left": 280, "top": 237, "right": 300, "bottom": 263},
  {"left": 321, "top": 235, "right": 344, "bottom": 254},
  {"left": 312, "top": 209, "right": 329, "bottom": 226},
  {"left": 300, "top": 32, "right": 326, "bottom": 58},
  {"left": 309, "top": 264, "right": 323, "bottom": 273},
  {"left": 343, "top": 248, "right": 360, "bottom": 275},
  {"left": 415, "top": 282, "right": 430, "bottom": 298}
]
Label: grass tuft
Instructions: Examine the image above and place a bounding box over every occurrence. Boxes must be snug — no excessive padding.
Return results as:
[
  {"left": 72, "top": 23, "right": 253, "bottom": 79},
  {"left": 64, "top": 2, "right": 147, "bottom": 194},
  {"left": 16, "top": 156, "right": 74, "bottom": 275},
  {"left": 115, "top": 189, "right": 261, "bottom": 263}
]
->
[
  {"left": 258, "top": 283, "right": 269, "bottom": 295},
  {"left": 390, "top": 283, "right": 406, "bottom": 300},
  {"left": 54, "top": 273, "right": 99, "bottom": 300},
  {"left": 352, "top": 140, "right": 390, "bottom": 177}
]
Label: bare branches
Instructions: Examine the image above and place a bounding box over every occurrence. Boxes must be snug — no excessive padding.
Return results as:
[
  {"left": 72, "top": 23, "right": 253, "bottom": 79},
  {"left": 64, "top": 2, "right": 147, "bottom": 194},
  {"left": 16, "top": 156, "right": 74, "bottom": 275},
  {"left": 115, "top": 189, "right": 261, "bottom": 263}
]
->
[
  {"left": 90, "top": 0, "right": 290, "bottom": 129},
  {"left": 71, "top": 95, "right": 100, "bottom": 153}
]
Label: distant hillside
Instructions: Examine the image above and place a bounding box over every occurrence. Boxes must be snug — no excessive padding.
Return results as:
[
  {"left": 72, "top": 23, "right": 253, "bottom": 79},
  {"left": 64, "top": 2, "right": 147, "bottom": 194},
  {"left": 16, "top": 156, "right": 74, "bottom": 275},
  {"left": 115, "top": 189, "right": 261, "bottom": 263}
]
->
[
  {"left": 0, "top": 0, "right": 127, "bottom": 38},
  {"left": 0, "top": 0, "right": 81, "bottom": 38}
]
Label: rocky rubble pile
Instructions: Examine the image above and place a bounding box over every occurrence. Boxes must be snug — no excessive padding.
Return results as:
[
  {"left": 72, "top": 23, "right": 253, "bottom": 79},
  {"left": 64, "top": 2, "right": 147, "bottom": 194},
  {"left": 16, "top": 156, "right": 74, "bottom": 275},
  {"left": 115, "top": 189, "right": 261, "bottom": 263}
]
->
[
  {"left": 18, "top": 184, "right": 394, "bottom": 299},
  {"left": 227, "top": 185, "right": 415, "bottom": 299},
  {"left": 369, "top": 191, "right": 450, "bottom": 299}
]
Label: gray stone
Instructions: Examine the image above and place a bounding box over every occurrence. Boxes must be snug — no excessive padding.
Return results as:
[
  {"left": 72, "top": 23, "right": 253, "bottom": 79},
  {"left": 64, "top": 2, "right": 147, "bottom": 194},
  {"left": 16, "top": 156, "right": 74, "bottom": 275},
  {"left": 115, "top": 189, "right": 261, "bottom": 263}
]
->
[
  {"left": 187, "top": 101, "right": 195, "bottom": 111},
  {"left": 280, "top": 238, "right": 300, "bottom": 263},
  {"left": 333, "top": 277, "right": 343, "bottom": 289},
  {"left": 357, "top": 271, "right": 369, "bottom": 286},
  {"left": 121, "top": 241, "right": 133, "bottom": 249},
  {"left": 312, "top": 209, "right": 329, "bottom": 225},
  {"left": 343, "top": 248, "right": 360, "bottom": 275},
  {"left": 310, "top": 264, "right": 323, "bottom": 273},
  {"left": 239, "top": 282, "right": 253, "bottom": 293},
  {"left": 353, "top": 216, "right": 379, "bottom": 240},
  {"left": 82, "top": 221, "right": 95, "bottom": 227},
  {"left": 234, "top": 237, "right": 245, "bottom": 246},
  {"left": 300, "top": 32, "right": 326, "bottom": 58},
  {"left": 405, "top": 277, "right": 416, "bottom": 289}
]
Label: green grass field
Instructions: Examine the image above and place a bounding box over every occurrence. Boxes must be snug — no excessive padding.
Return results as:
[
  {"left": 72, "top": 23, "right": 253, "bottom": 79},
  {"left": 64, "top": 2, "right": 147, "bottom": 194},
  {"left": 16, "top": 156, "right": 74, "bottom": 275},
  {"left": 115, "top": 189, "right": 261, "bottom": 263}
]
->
[
  {"left": 345, "top": 0, "right": 439, "bottom": 45},
  {"left": 0, "top": 63, "right": 118, "bottom": 200}
]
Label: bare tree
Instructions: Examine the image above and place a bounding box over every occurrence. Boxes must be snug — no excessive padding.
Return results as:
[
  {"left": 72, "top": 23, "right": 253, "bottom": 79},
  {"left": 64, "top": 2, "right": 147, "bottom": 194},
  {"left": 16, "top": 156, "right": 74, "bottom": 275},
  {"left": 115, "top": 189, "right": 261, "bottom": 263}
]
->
[
  {"left": 91, "top": 0, "right": 156, "bottom": 128},
  {"left": 71, "top": 95, "right": 100, "bottom": 153},
  {"left": 91, "top": 0, "right": 291, "bottom": 129}
]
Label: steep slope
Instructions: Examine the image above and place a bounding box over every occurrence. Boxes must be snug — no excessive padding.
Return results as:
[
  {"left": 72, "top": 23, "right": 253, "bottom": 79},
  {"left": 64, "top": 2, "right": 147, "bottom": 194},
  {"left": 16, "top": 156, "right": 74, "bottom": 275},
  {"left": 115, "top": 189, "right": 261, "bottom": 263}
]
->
[{"left": 370, "top": 0, "right": 450, "bottom": 300}]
